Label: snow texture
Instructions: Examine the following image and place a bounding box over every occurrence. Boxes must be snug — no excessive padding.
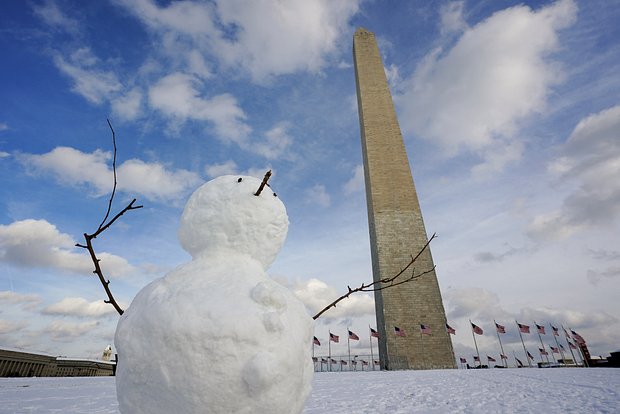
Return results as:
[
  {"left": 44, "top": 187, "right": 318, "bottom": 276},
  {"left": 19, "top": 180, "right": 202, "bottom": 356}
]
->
[
  {"left": 114, "top": 175, "right": 314, "bottom": 414},
  {"left": 2, "top": 368, "right": 619, "bottom": 413}
]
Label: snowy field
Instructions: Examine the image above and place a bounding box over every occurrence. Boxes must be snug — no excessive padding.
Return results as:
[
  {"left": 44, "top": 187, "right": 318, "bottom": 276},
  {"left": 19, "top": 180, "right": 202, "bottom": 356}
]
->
[{"left": 1, "top": 368, "right": 618, "bottom": 414}]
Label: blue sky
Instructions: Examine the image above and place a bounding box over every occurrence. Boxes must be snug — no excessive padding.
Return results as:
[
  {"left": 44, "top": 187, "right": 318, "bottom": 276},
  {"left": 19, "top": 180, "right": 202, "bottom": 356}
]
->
[{"left": 1, "top": 0, "right": 619, "bottom": 362}]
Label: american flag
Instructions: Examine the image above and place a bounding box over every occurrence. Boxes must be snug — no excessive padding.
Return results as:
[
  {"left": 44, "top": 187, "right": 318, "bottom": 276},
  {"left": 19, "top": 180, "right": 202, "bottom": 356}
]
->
[
  {"left": 374, "top": 360, "right": 380, "bottom": 365},
  {"left": 348, "top": 330, "right": 360, "bottom": 341},
  {"left": 351, "top": 360, "right": 358, "bottom": 365},
  {"left": 536, "top": 324, "right": 546, "bottom": 335},
  {"left": 370, "top": 327, "right": 380, "bottom": 338},
  {"left": 329, "top": 332, "right": 339, "bottom": 343},
  {"left": 473, "top": 355, "right": 480, "bottom": 361},
  {"left": 471, "top": 323, "right": 483, "bottom": 335},
  {"left": 551, "top": 325, "right": 559, "bottom": 336},
  {"left": 340, "top": 360, "right": 347, "bottom": 365},
  {"left": 420, "top": 324, "right": 431, "bottom": 335},
  {"left": 500, "top": 354, "right": 508, "bottom": 360},
  {"left": 313, "top": 336, "right": 321, "bottom": 346},
  {"left": 331, "top": 358, "right": 338, "bottom": 364},
  {"left": 568, "top": 341, "right": 577, "bottom": 350},
  {"left": 539, "top": 347, "right": 548, "bottom": 355},
  {"left": 362, "top": 360, "right": 369, "bottom": 366},
  {"left": 446, "top": 324, "right": 456, "bottom": 335},
  {"left": 517, "top": 322, "right": 530, "bottom": 334},
  {"left": 495, "top": 322, "right": 506, "bottom": 334},
  {"left": 571, "top": 330, "right": 586, "bottom": 345},
  {"left": 394, "top": 326, "right": 406, "bottom": 337},
  {"left": 321, "top": 358, "right": 327, "bottom": 363},
  {"left": 515, "top": 357, "right": 524, "bottom": 367},
  {"left": 460, "top": 357, "right": 467, "bottom": 363},
  {"left": 487, "top": 355, "right": 496, "bottom": 362},
  {"left": 563, "top": 327, "right": 571, "bottom": 338},
  {"left": 527, "top": 351, "right": 534, "bottom": 360},
  {"left": 559, "top": 344, "right": 565, "bottom": 351},
  {"left": 312, "top": 357, "right": 318, "bottom": 362},
  {"left": 550, "top": 346, "right": 559, "bottom": 353}
]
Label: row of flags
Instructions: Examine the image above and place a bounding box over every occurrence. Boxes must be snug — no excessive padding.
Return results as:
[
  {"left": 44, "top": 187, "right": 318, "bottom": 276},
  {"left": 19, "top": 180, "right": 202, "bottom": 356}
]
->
[
  {"left": 312, "top": 357, "right": 379, "bottom": 366},
  {"left": 312, "top": 321, "right": 589, "bottom": 369},
  {"left": 312, "top": 324, "right": 446, "bottom": 346},
  {"left": 467, "top": 320, "right": 589, "bottom": 368}
]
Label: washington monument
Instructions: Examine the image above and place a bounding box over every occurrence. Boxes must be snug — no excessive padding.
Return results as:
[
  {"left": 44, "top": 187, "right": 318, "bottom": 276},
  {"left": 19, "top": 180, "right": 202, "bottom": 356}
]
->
[{"left": 353, "top": 28, "right": 456, "bottom": 370}]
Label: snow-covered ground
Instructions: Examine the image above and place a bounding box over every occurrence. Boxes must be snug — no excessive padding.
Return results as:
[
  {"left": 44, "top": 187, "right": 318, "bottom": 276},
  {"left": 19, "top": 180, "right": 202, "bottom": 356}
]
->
[{"left": 1, "top": 368, "right": 618, "bottom": 414}]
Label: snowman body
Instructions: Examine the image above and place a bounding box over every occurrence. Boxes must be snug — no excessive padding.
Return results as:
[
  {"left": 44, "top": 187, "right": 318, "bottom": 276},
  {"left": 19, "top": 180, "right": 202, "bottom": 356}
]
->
[{"left": 115, "top": 175, "right": 314, "bottom": 414}]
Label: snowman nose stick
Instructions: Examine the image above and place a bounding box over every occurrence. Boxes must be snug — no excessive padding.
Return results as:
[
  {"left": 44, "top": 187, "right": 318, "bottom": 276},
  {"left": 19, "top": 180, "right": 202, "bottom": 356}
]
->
[{"left": 254, "top": 170, "right": 272, "bottom": 196}]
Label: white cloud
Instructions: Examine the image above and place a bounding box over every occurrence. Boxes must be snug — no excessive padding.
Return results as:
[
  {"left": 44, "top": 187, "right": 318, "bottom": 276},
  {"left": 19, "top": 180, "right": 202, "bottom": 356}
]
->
[
  {"left": 0, "top": 291, "right": 41, "bottom": 305},
  {"left": 205, "top": 160, "right": 238, "bottom": 178},
  {"left": 111, "top": 87, "right": 143, "bottom": 121},
  {"left": 32, "top": 0, "right": 79, "bottom": 34},
  {"left": 42, "top": 297, "right": 118, "bottom": 318},
  {"left": 344, "top": 164, "right": 364, "bottom": 195},
  {"left": 0, "top": 151, "right": 9, "bottom": 159},
  {"left": 0, "top": 319, "right": 27, "bottom": 335},
  {"left": 117, "top": 159, "right": 202, "bottom": 202},
  {"left": 53, "top": 48, "right": 122, "bottom": 104},
  {"left": 45, "top": 320, "right": 100, "bottom": 340},
  {"left": 440, "top": 1, "right": 467, "bottom": 36},
  {"left": 116, "top": 0, "right": 361, "bottom": 82},
  {"left": 292, "top": 278, "right": 374, "bottom": 319},
  {"left": 306, "top": 184, "right": 331, "bottom": 208},
  {"left": 148, "top": 72, "right": 251, "bottom": 142},
  {"left": 0, "top": 219, "right": 133, "bottom": 278},
  {"left": 529, "top": 105, "right": 620, "bottom": 239},
  {"left": 0, "top": 122, "right": 8, "bottom": 131},
  {"left": 587, "top": 267, "right": 620, "bottom": 286},
  {"left": 445, "top": 287, "right": 508, "bottom": 320},
  {"left": 518, "top": 306, "right": 618, "bottom": 330},
  {"left": 397, "top": 0, "right": 578, "bottom": 172},
  {"left": 252, "top": 123, "right": 293, "bottom": 160},
  {"left": 19, "top": 146, "right": 202, "bottom": 202}
]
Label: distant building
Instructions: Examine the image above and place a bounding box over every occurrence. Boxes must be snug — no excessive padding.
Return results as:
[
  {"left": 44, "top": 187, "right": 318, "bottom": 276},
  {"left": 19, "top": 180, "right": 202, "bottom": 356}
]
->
[
  {"left": 0, "top": 347, "right": 115, "bottom": 377},
  {"left": 102, "top": 345, "right": 113, "bottom": 361}
]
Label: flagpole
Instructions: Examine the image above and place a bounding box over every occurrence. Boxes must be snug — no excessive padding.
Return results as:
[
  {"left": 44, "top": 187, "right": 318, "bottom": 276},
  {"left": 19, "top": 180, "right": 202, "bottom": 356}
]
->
[
  {"left": 312, "top": 341, "right": 315, "bottom": 372},
  {"left": 328, "top": 330, "right": 332, "bottom": 372},
  {"left": 347, "top": 327, "right": 351, "bottom": 371},
  {"left": 551, "top": 324, "right": 566, "bottom": 362},
  {"left": 561, "top": 324, "right": 577, "bottom": 365},
  {"left": 549, "top": 344, "right": 557, "bottom": 363},
  {"left": 512, "top": 350, "right": 518, "bottom": 368},
  {"left": 516, "top": 320, "right": 531, "bottom": 367},
  {"left": 419, "top": 326, "right": 427, "bottom": 370},
  {"left": 494, "top": 320, "right": 507, "bottom": 368},
  {"left": 569, "top": 327, "right": 589, "bottom": 367},
  {"left": 393, "top": 327, "right": 399, "bottom": 369},
  {"left": 534, "top": 321, "right": 549, "bottom": 363},
  {"left": 369, "top": 326, "right": 375, "bottom": 372},
  {"left": 469, "top": 319, "right": 480, "bottom": 367}
]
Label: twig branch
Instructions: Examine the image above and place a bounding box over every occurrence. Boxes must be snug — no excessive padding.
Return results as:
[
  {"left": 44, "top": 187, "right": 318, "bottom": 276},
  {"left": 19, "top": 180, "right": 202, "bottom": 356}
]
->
[
  {"left": 254, "top": 170, "right": 272, "bottom": 196},
  {"left": 312, "top": 233, "right": 437, "bottom": 320},
  {"left": 75, "top": 120, "right": 143, "bottom": 316},
  {"left": 98, "top": 119, "right": 118, "bottom": 231}
]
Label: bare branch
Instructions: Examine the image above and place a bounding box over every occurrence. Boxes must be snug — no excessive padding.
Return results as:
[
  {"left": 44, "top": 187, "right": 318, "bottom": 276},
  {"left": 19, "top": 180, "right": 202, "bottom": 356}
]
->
[
  {"left": 312, "top": 233, "right": 437, "bottom": 320},
  {"left": 77, "top": 120, "right": 143, "bottom": 316},
  {"left": 254, "top": 170, "right": 272, "bottom": 196},
  {"left": 97, "top": 119, "right": 118, "bottom": 232}
]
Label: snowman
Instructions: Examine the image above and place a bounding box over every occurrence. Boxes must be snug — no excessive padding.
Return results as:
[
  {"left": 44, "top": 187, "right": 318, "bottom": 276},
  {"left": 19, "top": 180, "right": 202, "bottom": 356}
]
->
[{"left": 114, "top": 174, "right": 314, "bottom": 414}]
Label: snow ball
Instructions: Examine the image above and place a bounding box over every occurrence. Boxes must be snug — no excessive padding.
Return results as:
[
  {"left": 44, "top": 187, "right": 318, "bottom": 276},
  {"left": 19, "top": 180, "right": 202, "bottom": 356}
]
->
[{"left": 178, "top": 175, "right": 288, "bottom": 268}]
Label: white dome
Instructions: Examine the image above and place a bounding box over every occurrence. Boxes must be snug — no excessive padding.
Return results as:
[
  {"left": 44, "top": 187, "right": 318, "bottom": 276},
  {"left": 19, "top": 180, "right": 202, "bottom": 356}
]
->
[{"left": 178, "top": 175, "right": 289, "bottom": 269}]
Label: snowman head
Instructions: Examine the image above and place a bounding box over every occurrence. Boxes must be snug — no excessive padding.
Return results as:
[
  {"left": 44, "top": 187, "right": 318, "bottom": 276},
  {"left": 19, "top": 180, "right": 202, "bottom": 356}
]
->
[{"left": 178, "top": 175, "right": 289, "bottom": 268}]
